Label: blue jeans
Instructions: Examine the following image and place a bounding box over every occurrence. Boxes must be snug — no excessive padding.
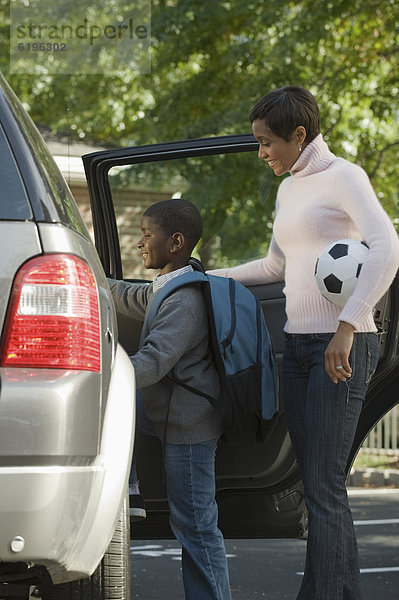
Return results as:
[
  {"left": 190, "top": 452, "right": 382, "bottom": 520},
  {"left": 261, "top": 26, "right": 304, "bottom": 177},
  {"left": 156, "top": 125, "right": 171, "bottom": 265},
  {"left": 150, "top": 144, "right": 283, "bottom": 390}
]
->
[
  {"left": 131, "top": 395, "right": 231, "bottom": 600},
  {"left": 283, "top": 332, "right": 379, "bottom": 600}
]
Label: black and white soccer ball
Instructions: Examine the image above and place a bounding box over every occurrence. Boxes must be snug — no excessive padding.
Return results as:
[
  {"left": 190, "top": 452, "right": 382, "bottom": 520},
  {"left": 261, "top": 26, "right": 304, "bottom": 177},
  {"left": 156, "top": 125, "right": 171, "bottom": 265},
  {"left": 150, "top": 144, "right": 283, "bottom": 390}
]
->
[{"left": 315, "top": 239, "right": 369, "bottom": 307}]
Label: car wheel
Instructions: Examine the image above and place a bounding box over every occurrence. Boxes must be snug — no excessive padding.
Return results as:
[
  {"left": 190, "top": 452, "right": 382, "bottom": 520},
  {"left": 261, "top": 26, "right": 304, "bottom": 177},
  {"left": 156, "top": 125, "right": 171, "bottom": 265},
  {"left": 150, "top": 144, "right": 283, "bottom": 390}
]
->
[{"left": 41, "top": 493, "right": 131, "bottom": 600}]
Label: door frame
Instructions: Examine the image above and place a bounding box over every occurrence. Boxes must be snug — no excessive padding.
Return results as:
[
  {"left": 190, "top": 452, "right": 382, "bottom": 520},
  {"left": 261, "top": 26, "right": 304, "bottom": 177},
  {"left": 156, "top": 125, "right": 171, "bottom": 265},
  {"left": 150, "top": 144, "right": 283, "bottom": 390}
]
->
[
  {"left": 83, "top": 134, "right": 258, "bottom": 279},
  {"left": 82, "top": 134, "right": 399, "bottom": 477}
]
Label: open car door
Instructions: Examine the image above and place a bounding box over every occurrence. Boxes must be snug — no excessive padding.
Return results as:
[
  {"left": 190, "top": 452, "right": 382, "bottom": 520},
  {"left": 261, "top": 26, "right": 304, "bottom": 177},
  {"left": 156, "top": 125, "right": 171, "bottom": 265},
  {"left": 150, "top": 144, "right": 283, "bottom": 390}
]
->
[{"left": 83, "top": 135, "right": 399, "bottom": 540}]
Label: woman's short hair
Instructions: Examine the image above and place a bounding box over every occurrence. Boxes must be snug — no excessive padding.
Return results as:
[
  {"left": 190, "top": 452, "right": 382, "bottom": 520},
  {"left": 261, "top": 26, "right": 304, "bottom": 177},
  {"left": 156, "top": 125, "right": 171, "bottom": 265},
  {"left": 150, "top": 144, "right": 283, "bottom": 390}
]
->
[
  {"left": 250, "top": 86, "right": 321, "bottom": 144},
  {"left": 143, "top": 198, "right": 203, "bottom": 252}
]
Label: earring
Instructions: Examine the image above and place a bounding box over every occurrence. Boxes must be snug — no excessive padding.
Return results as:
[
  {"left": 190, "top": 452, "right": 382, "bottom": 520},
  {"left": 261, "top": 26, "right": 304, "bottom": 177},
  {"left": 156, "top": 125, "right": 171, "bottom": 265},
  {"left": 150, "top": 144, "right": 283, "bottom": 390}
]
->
[{"left": 298, "top": 143, "right": 302, "bottom": 153}]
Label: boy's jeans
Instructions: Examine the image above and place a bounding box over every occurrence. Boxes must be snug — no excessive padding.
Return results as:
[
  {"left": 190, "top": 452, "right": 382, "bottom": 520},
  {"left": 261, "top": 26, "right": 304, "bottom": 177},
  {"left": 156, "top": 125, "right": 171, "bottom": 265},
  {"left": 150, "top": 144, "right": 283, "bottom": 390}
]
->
[
  {"left": 131, "top": 396, "right": 231, "bottom": 600},
  {"left": 283, "top": 332, "right": 379, "bottom": 600}
]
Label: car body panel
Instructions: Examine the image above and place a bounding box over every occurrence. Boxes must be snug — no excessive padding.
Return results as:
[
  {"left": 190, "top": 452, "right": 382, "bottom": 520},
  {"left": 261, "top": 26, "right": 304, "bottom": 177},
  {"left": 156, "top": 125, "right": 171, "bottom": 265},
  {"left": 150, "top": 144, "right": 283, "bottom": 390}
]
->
[
  {"left": 37, "top": 221, "right": 119, "bottom": 427},
  {"left": 0, "top": 368, "right": 101, "bottom": 459},
  {"left": 0, "top": 346, "right": 135, "bottom": 583},
  {"left": 0, "top": 221, "right": 42, "bottom": 328}
]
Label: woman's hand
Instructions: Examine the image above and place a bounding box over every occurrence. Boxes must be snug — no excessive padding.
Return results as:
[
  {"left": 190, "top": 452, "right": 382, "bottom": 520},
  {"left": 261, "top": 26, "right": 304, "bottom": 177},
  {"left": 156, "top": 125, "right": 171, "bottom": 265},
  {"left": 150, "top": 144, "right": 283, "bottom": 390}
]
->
[{"left": 325, "top": 321, "right": 355, "bottom": 383}]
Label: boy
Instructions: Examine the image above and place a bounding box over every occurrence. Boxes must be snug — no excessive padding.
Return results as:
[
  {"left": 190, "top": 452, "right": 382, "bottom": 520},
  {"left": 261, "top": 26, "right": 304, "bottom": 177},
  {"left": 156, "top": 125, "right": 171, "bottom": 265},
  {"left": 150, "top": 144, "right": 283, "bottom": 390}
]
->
[{"left": 108, "top": 198, "right": 231, "bottom": 600}]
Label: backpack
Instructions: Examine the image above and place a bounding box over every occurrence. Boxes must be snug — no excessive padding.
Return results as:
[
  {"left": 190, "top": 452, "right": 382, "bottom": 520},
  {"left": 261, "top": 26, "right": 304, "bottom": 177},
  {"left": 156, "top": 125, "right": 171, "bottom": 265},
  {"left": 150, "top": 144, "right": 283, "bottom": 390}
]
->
[{"left": 146, "top": 260, "right": 279, "bottom": 446}]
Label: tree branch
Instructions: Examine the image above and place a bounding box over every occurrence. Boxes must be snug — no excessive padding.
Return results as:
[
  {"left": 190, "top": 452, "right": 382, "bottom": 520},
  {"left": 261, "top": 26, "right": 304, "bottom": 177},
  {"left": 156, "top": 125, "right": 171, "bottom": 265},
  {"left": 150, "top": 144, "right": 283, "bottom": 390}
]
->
[{"left": 367, "top": 141, "right": 399, "bottom": 179}]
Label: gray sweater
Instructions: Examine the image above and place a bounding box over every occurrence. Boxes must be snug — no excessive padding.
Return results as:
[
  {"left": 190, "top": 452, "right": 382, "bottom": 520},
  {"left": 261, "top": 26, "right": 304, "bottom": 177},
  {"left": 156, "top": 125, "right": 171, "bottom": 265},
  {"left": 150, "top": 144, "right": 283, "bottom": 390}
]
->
[{"left": 108, "top": 279, "right": 223, "bottom": 444}]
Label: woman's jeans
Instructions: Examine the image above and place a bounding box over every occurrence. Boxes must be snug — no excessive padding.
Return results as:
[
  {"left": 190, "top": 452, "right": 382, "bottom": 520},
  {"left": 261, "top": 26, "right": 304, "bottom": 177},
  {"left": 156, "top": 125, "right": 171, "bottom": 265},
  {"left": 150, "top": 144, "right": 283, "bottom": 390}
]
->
[
  {"left": 131, "top": 395, "right": 231, "bottom": 600},
  {"left": 283, "top": 332, "right": 379, "bottom": 600}
]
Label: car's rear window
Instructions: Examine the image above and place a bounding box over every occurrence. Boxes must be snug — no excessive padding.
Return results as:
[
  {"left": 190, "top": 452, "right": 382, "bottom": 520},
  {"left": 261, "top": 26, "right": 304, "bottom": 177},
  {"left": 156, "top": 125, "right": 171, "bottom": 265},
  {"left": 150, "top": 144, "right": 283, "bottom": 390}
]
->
[
  {"left": 2, "top": 79, "right": 89, "bottom": 237},
  {"left": 0, "top": 123, "right": 32, "bottom": 220}
]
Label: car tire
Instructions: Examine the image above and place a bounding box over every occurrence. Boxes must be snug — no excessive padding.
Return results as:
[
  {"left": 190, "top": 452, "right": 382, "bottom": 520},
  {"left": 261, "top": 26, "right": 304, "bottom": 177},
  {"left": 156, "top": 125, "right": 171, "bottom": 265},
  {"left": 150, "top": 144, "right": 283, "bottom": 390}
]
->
[{"left": 41, "top": 493, "right": 131, "bottom": 600}]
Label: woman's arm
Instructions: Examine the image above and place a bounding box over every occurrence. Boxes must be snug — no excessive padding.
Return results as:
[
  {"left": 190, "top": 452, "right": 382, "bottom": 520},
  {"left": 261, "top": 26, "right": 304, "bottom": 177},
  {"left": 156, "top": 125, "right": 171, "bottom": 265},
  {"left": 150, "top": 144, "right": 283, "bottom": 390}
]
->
[
  {"left": 337, "top": 164, "right": 399, "bottom": 329},
  {"left": 209, "top": 234, "right": 285, "bottom": 285},
  {"left": 325, "top": 163, "right": 399, "bottom": 383}
]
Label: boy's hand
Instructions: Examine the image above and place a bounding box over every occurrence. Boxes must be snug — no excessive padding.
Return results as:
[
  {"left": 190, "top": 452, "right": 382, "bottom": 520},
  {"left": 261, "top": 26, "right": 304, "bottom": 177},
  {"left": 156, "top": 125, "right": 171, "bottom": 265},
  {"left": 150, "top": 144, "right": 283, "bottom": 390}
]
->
[{"left": 325, "top": 321, "right": 355, "bottom": 384}]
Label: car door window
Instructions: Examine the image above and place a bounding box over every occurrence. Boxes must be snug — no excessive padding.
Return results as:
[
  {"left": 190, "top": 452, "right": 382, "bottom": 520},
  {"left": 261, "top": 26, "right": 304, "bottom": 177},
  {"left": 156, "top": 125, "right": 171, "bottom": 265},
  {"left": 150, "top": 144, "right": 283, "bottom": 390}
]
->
[
  {"left": 108, "top": 151, "right": 279, "bottom": 279},
  {"left": 0, "top": 123, "right": 31, "bottom": 220}
]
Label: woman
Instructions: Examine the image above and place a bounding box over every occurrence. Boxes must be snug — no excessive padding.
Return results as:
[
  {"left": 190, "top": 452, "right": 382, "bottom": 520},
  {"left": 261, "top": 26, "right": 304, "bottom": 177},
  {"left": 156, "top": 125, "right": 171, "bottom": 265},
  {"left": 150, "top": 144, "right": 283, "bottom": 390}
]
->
[{"left": 212, "top": 86, "right": 399, "bottom": 599}]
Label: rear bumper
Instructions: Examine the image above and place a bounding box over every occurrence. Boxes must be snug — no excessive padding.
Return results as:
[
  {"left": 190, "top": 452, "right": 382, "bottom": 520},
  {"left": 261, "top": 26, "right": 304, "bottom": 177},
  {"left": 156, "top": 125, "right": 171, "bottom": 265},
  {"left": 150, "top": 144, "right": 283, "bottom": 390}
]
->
[{"left": 0, "top": 345, "right": 135, "bottom": 583}]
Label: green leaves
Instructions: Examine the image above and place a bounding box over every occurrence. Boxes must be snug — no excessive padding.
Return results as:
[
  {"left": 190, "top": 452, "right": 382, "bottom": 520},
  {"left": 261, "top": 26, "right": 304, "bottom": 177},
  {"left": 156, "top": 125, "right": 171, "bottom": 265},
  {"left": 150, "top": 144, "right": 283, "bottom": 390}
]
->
[{"left": 1, "top": 0, "right": 398, "bottom": 254}]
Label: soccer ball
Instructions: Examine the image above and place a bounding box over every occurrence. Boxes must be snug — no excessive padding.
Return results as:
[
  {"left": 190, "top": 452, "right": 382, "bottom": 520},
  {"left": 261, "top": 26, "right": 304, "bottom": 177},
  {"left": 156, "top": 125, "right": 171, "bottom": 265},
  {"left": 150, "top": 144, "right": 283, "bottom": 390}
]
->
[{"left": 315, "top": 239, "right": 369, "bottom": 307}]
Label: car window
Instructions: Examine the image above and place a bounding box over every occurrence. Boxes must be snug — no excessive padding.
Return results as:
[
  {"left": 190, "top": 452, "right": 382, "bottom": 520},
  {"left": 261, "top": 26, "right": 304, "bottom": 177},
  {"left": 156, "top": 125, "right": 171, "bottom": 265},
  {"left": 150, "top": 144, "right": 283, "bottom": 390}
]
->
[
  {"left": 0, "top": 123, "right": 32, "bottom": 220},
  {"left": 2, "top": 80, "right": 89, "bottom": 237},
  {"left": 108, "top": 151, "right": 279, "bottom": 278}
]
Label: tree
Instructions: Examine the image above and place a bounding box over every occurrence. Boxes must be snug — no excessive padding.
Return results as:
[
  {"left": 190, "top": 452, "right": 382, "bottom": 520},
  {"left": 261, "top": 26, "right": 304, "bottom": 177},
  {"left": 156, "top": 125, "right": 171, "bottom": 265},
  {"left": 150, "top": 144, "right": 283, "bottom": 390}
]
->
[{"left": 1, "top": 0, "right": 398, "bottom": 263}]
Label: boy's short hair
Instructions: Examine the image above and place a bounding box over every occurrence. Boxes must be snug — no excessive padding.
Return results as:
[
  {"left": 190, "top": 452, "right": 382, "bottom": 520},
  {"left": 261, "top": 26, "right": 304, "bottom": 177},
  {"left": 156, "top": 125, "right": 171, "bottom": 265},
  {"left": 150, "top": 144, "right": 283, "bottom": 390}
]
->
[
  {"left": 250, "top": 86, "right": 321, "bottom": 144},
  {"left": 143, "top": 198, "right": 203, "bottom": 253}
]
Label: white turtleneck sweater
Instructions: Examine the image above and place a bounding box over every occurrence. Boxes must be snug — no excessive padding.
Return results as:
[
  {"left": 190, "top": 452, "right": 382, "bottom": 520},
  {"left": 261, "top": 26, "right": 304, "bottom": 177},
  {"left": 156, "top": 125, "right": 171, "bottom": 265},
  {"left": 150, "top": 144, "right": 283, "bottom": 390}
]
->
[{"left": 211, "top": 134, "right": 399, "bottom": 333}]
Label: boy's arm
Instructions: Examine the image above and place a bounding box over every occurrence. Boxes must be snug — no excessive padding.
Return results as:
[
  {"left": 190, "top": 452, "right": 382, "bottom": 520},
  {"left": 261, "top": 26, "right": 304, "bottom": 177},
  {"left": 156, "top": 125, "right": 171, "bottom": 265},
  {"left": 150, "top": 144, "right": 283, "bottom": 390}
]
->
[
  {"left": 107, "top": 278, "right": 151, "bottom": 321},
  {"left": 132, "top": 296, "right": 203, "bottom": 389}
]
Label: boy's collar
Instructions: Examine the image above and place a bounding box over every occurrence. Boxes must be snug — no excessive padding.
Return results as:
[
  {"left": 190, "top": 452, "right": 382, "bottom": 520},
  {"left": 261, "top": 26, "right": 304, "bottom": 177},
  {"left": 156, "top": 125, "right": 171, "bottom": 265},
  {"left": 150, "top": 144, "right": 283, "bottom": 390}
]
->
[{"left": 153, "top": 265, "right": 194, "bottom": 293}]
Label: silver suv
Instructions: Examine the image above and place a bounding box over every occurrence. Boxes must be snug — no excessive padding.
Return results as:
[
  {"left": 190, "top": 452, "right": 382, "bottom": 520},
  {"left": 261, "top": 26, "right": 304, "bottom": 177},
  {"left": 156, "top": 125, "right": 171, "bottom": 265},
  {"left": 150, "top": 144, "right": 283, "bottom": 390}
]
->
[{"left": 0, "top": 73, "right": 135, "bottom": 600}]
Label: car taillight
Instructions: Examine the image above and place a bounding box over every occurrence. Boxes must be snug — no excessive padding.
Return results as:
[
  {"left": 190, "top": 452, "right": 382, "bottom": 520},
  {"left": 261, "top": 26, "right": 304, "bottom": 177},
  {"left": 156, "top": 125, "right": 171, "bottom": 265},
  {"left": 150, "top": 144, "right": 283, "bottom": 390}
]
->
[{"left": 0, "top": 254, "right": 100, "bottom": 371}]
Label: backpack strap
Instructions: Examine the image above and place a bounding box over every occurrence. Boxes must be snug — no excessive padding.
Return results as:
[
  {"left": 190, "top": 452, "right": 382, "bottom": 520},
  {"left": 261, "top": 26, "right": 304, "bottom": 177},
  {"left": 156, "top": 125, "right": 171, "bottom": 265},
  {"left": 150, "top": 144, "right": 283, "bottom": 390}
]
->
[
  {"left": 146, "top": 270, "right": 219, "bottom": 401},
  {"left": 146, "top": 270, "right": 208, "bottom": 329},
  {"left": 167, "top": 371, "right": 216, "bottom": 403},
  {"left": 144, "top": 270, "right": 215, "bottom": 454}
]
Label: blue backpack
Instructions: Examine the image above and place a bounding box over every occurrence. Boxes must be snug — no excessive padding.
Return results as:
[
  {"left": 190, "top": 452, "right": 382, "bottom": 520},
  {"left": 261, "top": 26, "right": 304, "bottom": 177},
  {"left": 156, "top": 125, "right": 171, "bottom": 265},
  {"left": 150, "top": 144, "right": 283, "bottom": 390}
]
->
[{"left": 146, "top": 260, "right": 279, "bottom": 446}]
